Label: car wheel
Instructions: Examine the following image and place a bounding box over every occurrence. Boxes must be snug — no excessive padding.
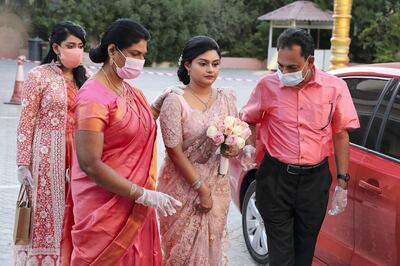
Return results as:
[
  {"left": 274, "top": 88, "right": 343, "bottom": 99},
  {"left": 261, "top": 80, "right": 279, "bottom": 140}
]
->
[{"left": 242, "top": 180, "right": 269, "bottom": 265}]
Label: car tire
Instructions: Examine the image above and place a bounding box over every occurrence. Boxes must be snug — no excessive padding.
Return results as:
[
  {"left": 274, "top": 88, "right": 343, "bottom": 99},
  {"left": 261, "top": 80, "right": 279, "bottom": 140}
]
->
[{"left": 242, "top": 180, "right": 269, "bottom": 265}]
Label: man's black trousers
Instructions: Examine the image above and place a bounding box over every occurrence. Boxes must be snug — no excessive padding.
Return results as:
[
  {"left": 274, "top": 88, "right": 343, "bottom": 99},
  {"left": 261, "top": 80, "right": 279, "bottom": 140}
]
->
[{"left": 255, "top": 153, "right": 332, "bottom": 266}]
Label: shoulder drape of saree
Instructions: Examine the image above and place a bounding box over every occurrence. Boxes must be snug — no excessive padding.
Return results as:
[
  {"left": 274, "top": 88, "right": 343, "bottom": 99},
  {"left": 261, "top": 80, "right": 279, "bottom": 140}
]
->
[{"left": 90, "top": 144, "right": 157, "bottom": 266}]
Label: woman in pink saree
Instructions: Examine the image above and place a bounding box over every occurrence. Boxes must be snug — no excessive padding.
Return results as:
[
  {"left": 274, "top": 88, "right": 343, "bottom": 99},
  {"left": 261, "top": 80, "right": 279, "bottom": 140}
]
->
[
  {"left": 63, "top": 19, "right": 181, "bottom": 266},
  {"left": 152, "top": 36, "right": 239, "bottom": 265}
]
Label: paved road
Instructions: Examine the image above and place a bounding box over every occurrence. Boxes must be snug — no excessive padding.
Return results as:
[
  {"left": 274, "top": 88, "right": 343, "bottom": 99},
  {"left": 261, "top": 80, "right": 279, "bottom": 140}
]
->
[{"left": 0, "top": 59, "right": 266, "bottom": 265}]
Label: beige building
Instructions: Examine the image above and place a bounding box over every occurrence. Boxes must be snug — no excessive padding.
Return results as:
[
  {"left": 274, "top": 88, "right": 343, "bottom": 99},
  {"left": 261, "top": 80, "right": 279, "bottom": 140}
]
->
[{"left": 258, "top": 1, "right": 333, "bottom": 71}]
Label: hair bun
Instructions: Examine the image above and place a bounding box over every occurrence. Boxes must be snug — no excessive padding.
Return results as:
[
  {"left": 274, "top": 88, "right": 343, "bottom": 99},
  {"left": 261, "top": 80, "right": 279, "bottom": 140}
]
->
[
  {"left": 177, "top": 65, "right": 190, "bottom": 85},
  {"left": 89, "top": 47, "right": 106, "bottom": 63}
]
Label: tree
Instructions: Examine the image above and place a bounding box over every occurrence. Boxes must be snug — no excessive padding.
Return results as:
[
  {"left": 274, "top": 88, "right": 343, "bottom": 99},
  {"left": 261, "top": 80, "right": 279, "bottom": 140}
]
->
[
  {"left": 350, "top": 0, "right": 400, "bottom": 63},
  {"left": 374, "top": 12, "right": 400, "bottom": 62},
  {"left": 5, "top": 0, "right": 399, "bottom": 64},
  {"left": 227, "top": 0, "right": 331, "bottom": 59}
]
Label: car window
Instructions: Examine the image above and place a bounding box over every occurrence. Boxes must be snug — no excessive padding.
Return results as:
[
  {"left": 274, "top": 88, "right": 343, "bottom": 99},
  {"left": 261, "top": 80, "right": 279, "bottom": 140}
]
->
[
  {"left": 380, "top": 88, "right": 400, "bottom": 160},
  {"left": 343, "top": 77, "right": 389, "bottom": 146},
  {"left": 365, "top": 82, "right": 396, "bottom": 150}
]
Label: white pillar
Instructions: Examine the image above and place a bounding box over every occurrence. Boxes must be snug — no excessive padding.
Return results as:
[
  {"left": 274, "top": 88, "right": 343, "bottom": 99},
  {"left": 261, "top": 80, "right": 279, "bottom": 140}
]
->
[
  {"left": 268, "top": 22, "right": 273, "bottom": 50},
  {"left": 268, "top": 22, "right": 273, "bottom": 65}
]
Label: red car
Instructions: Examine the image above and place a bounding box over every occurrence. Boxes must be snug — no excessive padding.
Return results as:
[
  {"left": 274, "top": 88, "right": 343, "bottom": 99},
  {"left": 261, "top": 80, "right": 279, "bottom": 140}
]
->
[{"left": 229, "top": 63, "right": 400, "bottom": 265}]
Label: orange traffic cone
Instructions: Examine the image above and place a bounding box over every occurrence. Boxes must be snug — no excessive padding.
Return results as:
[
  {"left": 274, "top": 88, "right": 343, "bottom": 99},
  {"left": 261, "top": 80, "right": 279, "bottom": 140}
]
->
[{"left": 5, "top": 56, "right": 25, "bottom": 105}]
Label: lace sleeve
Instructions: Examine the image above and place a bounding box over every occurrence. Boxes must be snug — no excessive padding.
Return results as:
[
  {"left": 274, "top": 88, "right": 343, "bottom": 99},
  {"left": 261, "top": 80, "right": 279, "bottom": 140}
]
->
[{"left": 160, "top": 93, "right": 183, "bottom": 148}]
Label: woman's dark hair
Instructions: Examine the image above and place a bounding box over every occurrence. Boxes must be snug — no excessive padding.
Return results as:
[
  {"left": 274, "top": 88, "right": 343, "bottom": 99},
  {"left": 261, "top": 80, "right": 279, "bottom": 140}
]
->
[
  {"left": 277, "top": 28, "right": 315, "bottom": 59},
  {"left": 89, "top": 18, "right": 151, "bottom": 64},
  {"left": 177, "top": 36, "right": 221, "bottom": 85},
  {"left": 41, "top": 21, "right": 87, "bottom": 88}
]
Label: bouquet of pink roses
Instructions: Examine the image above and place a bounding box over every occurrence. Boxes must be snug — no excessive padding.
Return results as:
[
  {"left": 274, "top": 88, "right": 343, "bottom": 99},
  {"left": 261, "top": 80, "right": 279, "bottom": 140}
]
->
[{"left": 207, "top": 116, "right": 252, "bottom": 175}]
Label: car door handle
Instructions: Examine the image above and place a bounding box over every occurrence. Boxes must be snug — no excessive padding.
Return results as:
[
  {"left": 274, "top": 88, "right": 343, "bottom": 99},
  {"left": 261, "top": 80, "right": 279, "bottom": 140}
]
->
[{"left": 358, "top": 180, "right": 382, "bottom": 194}]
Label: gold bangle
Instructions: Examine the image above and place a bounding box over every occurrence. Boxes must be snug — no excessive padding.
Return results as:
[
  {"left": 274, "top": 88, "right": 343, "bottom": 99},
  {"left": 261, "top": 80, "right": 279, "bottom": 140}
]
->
[{"left": 129, "top": 183, "right": 137, "bottom": 199}]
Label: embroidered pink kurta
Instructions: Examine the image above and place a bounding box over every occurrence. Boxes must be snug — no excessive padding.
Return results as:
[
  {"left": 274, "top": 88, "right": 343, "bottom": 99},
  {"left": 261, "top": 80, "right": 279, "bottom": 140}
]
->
[
  {"left": 240, "top": 66, "right": 360, "bottom": 165},
  {"left": 158, "top": 87, "right": 237, "bottom": 266},
  {"left": 15, "top": 63, "right": 77, "bottom": 266}
]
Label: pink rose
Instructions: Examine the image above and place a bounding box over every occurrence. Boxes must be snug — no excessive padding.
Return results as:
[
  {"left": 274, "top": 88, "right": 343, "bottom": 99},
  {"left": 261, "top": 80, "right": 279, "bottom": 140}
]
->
[
  {"left": 224, "top": 126, "right": 233, "bottom": 136},
  {"left": 217, "top": 120, "right": 225, "bottom": 132},
  {"left": 224, "top": 116, "right": 236, "bottom": 128},
  {"left": 206, "top": 126, "right": 219, "bottom": 138},
  {"left": 241, "top": 121, "right": 249, "bottom": 128},
  {"left": 212, "top": 132, "right": 225, "bottom": 145},
  {"left": 225, "top": 135, "right": 238, "bottom": 146},
  {"left": 240, "top": 127, "right": 252, "bottom": 140}
]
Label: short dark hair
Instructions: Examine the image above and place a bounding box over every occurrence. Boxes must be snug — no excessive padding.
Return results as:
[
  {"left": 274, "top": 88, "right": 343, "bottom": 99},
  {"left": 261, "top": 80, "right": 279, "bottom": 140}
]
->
[
  {"left": 277, "top": 28, "right": 315, "bottom": 59},
  {"left": 89, "top": 18, "right": 151, "bottom": 64},
  {"left": 177, "top": 36, "right": 221, "bottom": 85}
]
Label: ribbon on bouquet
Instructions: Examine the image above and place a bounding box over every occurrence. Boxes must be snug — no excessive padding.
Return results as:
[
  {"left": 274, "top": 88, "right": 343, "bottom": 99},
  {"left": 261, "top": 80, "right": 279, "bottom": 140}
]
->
[{"left": 215, "top": 145, "right": 230, "bottom": 176}]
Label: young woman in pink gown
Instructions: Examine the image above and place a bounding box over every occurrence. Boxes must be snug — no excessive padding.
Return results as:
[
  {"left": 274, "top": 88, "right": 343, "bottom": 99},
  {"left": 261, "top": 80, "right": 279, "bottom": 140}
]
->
[{"left": 152, "top": 36, "right": 239, "bottom": 266}]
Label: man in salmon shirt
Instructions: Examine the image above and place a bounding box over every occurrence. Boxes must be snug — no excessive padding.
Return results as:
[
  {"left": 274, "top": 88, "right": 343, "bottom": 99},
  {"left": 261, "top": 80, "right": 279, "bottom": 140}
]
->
[{"left": 240, "top": 28, "right": 360, "bottom": 266}]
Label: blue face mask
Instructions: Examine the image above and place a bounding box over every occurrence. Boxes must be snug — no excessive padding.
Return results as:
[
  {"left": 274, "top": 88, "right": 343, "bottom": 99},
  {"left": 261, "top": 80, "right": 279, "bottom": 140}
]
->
[{"left": 277, "top": 57, "right": 310, "bottom": 87}]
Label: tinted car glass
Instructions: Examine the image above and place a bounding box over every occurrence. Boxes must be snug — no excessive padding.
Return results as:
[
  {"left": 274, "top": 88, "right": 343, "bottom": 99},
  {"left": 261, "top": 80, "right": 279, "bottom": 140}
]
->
[
  {"left": 343, "top": 78, "right": 389, "bottom": 146},
  {"left": 380, "top": 86, "right": 400, "bottom": 159}
]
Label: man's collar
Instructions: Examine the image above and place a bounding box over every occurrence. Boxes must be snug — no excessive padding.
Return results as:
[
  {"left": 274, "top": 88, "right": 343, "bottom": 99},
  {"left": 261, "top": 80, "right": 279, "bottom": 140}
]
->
[{"left": 310, "top": 65, "right": 323, "bottom": 86}]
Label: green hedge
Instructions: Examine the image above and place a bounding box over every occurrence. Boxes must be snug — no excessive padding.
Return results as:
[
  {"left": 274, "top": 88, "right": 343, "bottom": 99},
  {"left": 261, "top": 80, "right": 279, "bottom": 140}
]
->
[{"left": 6, "top": 0, "right": 400, "bottom": 64}]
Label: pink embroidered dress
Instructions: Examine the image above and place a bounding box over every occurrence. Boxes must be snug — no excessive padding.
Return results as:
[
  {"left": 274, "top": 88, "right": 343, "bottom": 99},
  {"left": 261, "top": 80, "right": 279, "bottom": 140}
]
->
[
  {"left": 157, "top": 87, "right": 237, "bottom": 266},
  {"left": 15, "top": 63, "right": 79, "bottom": 266}
]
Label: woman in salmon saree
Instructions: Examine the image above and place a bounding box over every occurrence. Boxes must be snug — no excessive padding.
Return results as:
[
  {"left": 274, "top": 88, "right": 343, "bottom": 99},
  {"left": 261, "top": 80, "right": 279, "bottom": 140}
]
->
[{"left": 62, "top": 19, "right": 181, "bottom": 266}]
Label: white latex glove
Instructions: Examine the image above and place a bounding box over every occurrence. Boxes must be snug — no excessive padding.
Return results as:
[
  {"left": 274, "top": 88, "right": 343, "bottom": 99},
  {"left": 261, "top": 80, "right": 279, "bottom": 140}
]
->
[
  {"left": 151, "top": 88, "right": 184, "bottom": 111},
  {"left": 151, "top": 88, "right": 172, "bottom": 111},
  {"left": 17, "top": 165, "right": 33, "bottom": 188},
  {"left": 136, "top": 189, "right": 182, "bottom": 216},
  {"left": 328, "top": 185, "right": 348, "bottom": 216},
  {"left": 240, "top": 145, "right": 256, "bottom": 170}
]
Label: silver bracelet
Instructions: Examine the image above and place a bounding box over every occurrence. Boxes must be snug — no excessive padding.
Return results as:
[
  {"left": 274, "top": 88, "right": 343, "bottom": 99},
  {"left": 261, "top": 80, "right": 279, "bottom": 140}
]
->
[{"left": 191, "top": 178, "right": 203, "bottom": 191}]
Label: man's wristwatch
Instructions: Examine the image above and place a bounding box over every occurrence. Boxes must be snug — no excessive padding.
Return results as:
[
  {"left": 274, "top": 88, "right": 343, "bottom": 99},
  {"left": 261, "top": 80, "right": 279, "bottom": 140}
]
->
[{"left": 337, "top": 173, "right": 350, "bottom": 182}]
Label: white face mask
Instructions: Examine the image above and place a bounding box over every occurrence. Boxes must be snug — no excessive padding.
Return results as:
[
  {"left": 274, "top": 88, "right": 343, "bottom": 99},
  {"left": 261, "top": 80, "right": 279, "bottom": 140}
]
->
[{"left": 277, "top": 57, "right": 310, "bottom": 87}]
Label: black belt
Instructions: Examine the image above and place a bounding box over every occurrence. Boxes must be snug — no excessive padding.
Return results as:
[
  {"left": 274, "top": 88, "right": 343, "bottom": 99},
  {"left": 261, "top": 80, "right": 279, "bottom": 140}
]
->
[{"left": 265, "top": 153, "right": 328, "bottom": 176}]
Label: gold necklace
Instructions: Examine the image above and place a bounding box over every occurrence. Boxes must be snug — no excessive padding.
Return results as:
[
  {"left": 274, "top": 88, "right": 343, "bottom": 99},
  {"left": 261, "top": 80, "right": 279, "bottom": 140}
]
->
[
  {"left": 187, "top": 87, "right": 213, "bottom": 111},
  {"left": 101, "top": 68, "right": 149, "bottom": 135}
]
